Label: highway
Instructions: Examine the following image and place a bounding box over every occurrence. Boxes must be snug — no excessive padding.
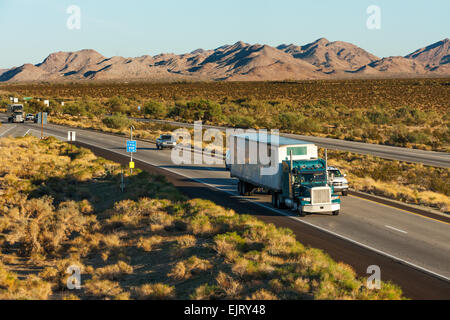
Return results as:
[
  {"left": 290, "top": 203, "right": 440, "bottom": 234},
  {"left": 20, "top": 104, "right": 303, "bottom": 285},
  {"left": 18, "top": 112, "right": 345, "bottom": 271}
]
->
[
  {"left": 0, "top": 118, "right": 449, "bottom": 299},
  {"left": 134, "top": 118, "right": 450, "bottom": 168}
]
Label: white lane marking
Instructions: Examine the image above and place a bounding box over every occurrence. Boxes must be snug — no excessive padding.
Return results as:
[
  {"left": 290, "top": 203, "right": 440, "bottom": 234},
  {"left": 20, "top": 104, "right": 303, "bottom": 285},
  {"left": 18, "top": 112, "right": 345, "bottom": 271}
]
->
[
  {"left": 0, "top": 125, "right": 17, "bottom": 137},
  {"left": 28, "top": 129, "right": 66, "bottom": 141},
  {"left": 385, "top": 225, "right": 408, "bottom": 234},
  {"left": 37, "top": 126, "right": 450, "bottom": 283},
  {"left": 23, "top": 129, "right": 31, "bottom": 137}
]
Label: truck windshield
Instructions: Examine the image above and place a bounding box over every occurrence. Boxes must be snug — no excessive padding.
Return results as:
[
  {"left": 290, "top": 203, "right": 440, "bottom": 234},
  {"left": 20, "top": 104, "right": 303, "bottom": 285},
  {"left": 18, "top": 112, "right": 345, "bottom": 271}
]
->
[
  {"left": 295, "top": 172, "right": 327, "bottom": 185},
  {"left": 161, "top": 135, "right": 173, "bottom": 141},
  {"left": 329, "top": 169, "right": 343, "bottom": 177}
]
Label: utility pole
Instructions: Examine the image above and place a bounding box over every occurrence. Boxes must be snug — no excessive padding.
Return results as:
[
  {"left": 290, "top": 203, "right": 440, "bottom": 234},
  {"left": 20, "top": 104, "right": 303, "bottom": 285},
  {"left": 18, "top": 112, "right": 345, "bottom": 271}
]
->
[{"left": 325, "top": 149, "right": 328, "bottom": 185}]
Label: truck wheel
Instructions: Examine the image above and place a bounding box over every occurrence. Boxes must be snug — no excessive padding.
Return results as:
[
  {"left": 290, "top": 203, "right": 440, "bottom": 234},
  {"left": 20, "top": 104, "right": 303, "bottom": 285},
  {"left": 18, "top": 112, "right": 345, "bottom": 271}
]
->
[
  {"left": 244, "top": 183, "right": 253, "bottom": 196},
  {"left": 237, "top": 181, "right": 242, "bottom": 195},
  {"left": 342, "top": 191, "right": 348, "bottom": 196},
  {"left": 241, "top": 182, "right": 247, "bottom": 196},
  {"left": 298, "top": 206, "right": 306, "bottom": 217},
  {"left": 333, "top": 210, "right": 340, "bottom": 216}
]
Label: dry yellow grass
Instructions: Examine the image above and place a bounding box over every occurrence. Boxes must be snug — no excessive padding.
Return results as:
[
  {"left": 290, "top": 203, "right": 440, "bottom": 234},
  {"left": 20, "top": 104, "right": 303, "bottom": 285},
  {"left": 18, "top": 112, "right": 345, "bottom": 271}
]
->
[{"left": 0, "top": 136, "right": 405, "bottom": 300}]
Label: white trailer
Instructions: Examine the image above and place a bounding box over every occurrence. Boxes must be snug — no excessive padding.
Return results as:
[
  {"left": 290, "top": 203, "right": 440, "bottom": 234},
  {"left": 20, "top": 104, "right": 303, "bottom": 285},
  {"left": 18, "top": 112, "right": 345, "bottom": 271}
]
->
[
  {"left": 229, "top": 133, "right": 318, "bottom": 191},
  {"left": 228, "top": 133, "right": 341, "bottom": 216}
]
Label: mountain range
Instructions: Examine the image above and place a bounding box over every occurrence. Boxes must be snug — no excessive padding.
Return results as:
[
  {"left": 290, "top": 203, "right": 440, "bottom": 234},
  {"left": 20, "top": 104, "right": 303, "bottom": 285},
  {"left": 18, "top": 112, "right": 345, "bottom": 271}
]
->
[{"left": 0, "top": 38, "right": 448, "bottom": 82}]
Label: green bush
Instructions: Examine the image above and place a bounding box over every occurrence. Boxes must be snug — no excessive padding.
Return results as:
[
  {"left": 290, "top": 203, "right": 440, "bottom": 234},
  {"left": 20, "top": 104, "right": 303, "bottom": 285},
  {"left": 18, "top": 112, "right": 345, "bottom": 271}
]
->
[
  {"left": 107, "top": 96, "right": 130, "bottom": 114},
  {"left": 63, "top": 102, "right": 87, "bottom": 116},
  {"left": 168, "top": 99, "right": 222, "bottom": 123},
  {"left": 102, "top": 113, "right": 131, "bottom": 129},
  {"left": 144, "top": 101, "right": 166, "bottom": 118},
  {"left": 227, "top": 115, "right": 255, "bottom": 128}
]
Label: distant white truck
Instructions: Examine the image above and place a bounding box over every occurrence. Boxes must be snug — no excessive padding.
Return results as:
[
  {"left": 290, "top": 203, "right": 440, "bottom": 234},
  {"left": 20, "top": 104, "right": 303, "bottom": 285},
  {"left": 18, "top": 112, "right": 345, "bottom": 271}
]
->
[
  {"left": 228, "top": 133, "right": 341, "bottom": 216},
  {"left": 7, "top": 104, "right": 25, "bottom": 123}
]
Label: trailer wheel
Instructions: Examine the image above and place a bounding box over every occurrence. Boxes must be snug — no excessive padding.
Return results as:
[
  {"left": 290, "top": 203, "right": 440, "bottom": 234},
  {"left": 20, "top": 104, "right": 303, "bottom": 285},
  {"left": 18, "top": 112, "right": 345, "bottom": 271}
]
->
[
  {"left": 332, "top": 210, "right": 340, "bottom": 216},
  {"left": 272, "top": 193, "right": 278, "bottom": 208},
  {"left": 298, "top": 207, "right": 306, "bottom": 217},
  {"left": 276, "top": 194, "right": 284, "bottom": 209}
]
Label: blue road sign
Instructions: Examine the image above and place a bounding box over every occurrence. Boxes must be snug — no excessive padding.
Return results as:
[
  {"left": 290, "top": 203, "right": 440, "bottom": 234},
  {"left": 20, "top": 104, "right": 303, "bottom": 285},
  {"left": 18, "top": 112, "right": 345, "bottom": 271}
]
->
[
  {"left": 37, "top": 112, "right": 48, "bottom": 124},
  {"left": 127, "top": 140, "right": 137, "bottom": 153}
]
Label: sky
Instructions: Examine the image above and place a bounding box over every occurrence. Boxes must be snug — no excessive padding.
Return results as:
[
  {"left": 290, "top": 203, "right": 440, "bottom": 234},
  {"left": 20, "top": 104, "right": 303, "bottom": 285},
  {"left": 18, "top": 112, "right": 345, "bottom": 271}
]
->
[{"left": 0, "top": 0, "right": 449, "bottom": 68}]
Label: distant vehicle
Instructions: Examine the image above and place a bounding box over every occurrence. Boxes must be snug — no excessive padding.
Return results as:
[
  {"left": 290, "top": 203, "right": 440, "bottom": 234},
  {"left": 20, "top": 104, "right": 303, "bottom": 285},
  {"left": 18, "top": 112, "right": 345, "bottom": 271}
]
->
[
  {"left": 34, "top": 114, "right": 39, "bottom": 123},
  {"left": 7, "top": 104, "right": 25, "bottom": 123},
  {"left": 25, "top": 113, "right": 34, "bottom": 121},
  {"left": 229, "top": 133, "right": 341, "bottom": 216},
  {"left": 156, "top": 134, "right": 176, "bottom": 150},
  {"left": 328, "top": 166, "right": 349, "bottom": 196}
]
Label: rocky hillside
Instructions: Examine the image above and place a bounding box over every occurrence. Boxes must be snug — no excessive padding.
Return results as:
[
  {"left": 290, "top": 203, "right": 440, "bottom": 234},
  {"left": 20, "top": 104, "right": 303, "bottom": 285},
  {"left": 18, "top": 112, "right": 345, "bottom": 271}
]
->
[{"left": 1, "top": 38, "right": 448, "bottom": 82}]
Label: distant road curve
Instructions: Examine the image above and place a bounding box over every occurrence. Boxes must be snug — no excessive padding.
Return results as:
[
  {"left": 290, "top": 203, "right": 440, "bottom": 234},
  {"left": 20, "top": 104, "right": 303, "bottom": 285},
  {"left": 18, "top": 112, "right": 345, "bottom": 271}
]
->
[{"left": 132, "top": 118, "right": 450, "bottom": 168}]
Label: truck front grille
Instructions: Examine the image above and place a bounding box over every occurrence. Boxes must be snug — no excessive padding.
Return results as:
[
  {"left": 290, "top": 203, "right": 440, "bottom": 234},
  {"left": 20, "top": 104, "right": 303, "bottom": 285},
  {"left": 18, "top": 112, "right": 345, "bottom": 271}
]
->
[{"left": 312, "top": 188, "right": 331, "bottom": 204}]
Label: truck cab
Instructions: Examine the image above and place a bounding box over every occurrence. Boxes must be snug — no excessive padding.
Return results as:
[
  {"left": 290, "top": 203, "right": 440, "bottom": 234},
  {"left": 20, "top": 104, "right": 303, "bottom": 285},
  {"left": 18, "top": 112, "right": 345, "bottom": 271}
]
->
[
  {"left": 7, "top": 104, "right": 25, "bottom": 123},
  {"left": 273, "top": 158, "right": 341, "bottom": 216}
]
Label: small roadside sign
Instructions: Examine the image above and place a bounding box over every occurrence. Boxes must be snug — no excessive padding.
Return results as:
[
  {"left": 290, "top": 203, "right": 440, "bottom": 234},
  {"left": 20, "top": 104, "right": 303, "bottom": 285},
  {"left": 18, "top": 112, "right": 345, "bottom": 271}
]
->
[
  {"left": 37, "top": 112, "right": 48, "bottom": 125},
  {"left": 129, "top": 162, "right": 135, "bottom": 169},
  {"left": 127, "top": 140, "right": 137, "bottom": 153},
  {"left": 68, "top": 131, "right": 76, "bottom": 142}
]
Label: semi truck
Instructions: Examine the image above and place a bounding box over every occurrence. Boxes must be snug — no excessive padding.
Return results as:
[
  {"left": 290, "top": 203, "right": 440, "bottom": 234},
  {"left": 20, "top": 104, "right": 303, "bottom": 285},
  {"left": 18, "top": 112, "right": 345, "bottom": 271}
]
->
[
  {"left": 229, "top": 133, "right": 341, "bottom": 216},
  {"left": 7, "top": 104, "right": 25, "bottom": 123}
]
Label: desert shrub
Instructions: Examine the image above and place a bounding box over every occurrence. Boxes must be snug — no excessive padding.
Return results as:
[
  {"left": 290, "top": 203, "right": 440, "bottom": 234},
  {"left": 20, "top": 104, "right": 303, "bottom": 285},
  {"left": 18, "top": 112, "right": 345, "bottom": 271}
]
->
[
  {"left": 227, "top": 115, "right": 255, "bottom": 128},
  {"left": 134, "top": 283, "right": 175, "bottom": 300},
  {"left": 136, "top": 236, "right": 164, "bottom": 252},
  {"left": 215, "top": 272, "right": 242, "bottom": 298},
  {"left": 95, "top": 261, "right": 134, "bottom": 280},
  {"left": 84, "top": 278, "right": 125, "bottom": 299},
  {"left": 0, "top": 263, "right": 52, "bottom": 300},
  {"left": 168, "top": 256, "right": 212, "bottom": 280},
  {"left": 3, "top": 197, "right": 93, "bottom": 255},
  {"left": 106, "top": 96, "right": 130, "bottom": 114},
  {"left": 25, "top": 100, "right": 50, "bottom": 114},
  {"left": 144, "top": 101, "right": 167, "bottom": 118},
  {"left": 102, "top": 113, "right": 131, "bottom": 129},
  {"left": 39, "top": 259, "right": 86, "bottom": 290},
  {"left": 63, "top": 102, "right": 87, "bottom": 116},
  {"left": 247, "top": 289, "right": 278, "bottom": 300},
  {"left": 190, "top": 283, "right": 221, "bottom": 300}
]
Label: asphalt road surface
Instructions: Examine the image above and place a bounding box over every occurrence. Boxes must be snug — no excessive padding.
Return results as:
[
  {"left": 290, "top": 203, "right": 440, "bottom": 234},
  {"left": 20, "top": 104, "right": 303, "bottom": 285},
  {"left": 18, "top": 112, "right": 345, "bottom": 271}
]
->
[
  {"left": 0, "top": 118, "right": 449, "bottom": 299},
  {"left": 134, "top": 118, "right": 450, "bottom": 168}
]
